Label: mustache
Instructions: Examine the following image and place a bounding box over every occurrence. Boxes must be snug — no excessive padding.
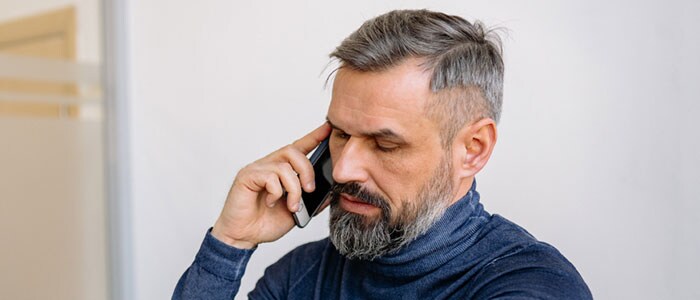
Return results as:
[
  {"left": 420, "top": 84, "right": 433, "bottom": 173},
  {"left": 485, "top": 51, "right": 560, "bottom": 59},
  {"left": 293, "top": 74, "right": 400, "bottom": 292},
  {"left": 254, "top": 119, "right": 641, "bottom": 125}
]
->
[{"left": 330, "top": 182, "right": 390, "bottom": 211}]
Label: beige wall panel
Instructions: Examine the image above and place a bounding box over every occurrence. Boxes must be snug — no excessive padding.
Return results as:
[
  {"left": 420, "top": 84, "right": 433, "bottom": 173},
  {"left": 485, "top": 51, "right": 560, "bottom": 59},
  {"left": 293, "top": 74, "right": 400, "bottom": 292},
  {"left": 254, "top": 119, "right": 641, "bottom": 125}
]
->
[{"left": 0, "top": 7, "right": 78, "bottom": 118}]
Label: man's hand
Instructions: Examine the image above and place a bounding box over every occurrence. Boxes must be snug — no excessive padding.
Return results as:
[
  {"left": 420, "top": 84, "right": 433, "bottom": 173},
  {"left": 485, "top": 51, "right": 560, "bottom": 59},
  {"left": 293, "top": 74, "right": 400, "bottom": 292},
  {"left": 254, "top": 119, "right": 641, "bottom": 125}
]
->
[{"left": 211, "top": 123, "right": 332, "bottom": 249}]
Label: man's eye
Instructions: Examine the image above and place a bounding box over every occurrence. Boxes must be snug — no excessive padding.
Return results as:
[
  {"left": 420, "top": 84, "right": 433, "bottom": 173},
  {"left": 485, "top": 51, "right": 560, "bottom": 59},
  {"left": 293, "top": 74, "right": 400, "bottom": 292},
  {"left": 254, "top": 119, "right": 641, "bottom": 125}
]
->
[
  {"left": 376, "top": 142, "right": 398, "bottom": 153},
  {"left": 334, "top": 131, "right": 350, "bottom": 140}
]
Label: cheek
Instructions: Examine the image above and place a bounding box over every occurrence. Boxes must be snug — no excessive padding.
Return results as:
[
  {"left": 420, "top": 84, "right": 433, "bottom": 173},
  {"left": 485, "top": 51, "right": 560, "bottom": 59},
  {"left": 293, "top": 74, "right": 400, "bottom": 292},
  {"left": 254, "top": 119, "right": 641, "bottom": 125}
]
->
[
  {"left": 373, "top": 151, "right": 432, "bottom": 202},
  {"left": 375, "top": 153, "right": 403, "bottom": 174},
  {"left": 375, "top": 145, "right": 434, "bottom": 179}
]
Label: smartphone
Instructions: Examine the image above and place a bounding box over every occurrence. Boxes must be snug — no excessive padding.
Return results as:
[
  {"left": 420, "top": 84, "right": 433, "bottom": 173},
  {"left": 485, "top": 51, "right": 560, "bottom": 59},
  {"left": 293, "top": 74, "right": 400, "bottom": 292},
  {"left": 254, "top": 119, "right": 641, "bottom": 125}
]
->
[{"left": 293, "top": 138, "right": 334, "bottom": 228}]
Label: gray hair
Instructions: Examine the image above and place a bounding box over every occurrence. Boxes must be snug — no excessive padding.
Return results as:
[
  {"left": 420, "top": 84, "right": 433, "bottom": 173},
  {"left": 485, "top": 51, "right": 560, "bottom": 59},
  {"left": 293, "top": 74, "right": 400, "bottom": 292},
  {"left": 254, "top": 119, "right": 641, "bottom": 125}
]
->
[{"left": 330, "top": 9, "right": 505, "bottom": 144}]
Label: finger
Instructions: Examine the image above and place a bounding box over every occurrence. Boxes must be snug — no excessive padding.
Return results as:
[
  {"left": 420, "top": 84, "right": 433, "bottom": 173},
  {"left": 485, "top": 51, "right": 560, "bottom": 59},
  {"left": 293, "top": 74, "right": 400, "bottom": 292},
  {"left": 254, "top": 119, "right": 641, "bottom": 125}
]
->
[
  {"left": 280, "top": 147, "right": 316, "bottom": 193},
  {"left": 291, "top": 122, "right": 331, "bottom": 155},
  {"left": 261, "top": 173, "right": 284, "bottom": 207},
  {"left": 274, "top": 163, "right": 303, "bottom": 212}
]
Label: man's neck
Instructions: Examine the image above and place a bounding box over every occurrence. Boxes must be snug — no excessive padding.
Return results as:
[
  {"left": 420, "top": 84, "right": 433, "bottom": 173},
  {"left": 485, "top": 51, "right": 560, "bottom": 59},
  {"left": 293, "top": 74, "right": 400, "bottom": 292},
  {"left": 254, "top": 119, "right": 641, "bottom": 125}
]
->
[{"left": 450, "top": 176, "right": 474, "bottom": 205}]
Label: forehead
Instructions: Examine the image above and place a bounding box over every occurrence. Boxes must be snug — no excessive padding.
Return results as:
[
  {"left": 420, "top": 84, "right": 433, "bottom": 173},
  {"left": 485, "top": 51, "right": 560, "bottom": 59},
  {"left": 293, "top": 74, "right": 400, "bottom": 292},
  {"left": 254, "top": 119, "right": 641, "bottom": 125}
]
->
[{"left": 327, "top": 59, "right": 435, "bottom": 136}]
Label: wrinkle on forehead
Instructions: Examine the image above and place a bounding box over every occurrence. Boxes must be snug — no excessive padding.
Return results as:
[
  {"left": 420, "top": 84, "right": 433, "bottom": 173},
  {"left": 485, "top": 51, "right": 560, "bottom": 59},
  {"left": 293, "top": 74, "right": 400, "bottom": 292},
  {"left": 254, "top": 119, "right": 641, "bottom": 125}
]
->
[
  {"left": 328, "top": 59, "right": 436, "bottom": 137},
  {"left": 332, "top": 92, "right": 414, "bottom": 125}
]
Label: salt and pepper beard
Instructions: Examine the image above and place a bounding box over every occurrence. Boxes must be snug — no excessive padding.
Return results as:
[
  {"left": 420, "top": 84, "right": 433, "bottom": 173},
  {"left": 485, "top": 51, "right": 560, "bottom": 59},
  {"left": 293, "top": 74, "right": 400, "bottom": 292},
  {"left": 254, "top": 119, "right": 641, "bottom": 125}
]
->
[{"left": 328, "top": 155, "right": 454, "bottom": 261}]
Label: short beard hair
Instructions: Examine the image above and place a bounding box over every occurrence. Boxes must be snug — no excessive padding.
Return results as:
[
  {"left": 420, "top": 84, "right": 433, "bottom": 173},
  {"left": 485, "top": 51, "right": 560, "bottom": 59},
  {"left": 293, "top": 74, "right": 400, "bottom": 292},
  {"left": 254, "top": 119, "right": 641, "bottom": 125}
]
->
[{"left": 328, "top": 155, "right": 454, "bottom": 261}]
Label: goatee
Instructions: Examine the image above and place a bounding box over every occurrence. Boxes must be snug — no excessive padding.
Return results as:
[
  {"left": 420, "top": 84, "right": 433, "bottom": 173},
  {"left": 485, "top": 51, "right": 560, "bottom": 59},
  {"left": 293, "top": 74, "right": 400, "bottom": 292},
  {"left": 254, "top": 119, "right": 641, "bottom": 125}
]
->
[{"left": 328, "top": 157, "right": 453, "bottom": 261}]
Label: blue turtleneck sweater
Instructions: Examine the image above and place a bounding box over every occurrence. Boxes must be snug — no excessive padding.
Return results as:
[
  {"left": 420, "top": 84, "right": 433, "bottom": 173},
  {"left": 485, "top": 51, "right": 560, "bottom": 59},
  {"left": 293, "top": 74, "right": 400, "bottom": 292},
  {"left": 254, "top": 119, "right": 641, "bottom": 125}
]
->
[{"left": 173, "top": 183, "right": 592, "bottom": 299}]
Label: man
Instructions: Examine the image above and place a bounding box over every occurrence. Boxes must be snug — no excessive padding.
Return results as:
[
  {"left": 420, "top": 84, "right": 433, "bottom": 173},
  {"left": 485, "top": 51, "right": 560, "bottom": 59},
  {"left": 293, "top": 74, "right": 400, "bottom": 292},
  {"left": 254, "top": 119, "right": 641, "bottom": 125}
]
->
[{"left": 174, "top": 9, "right": 592, "bottom": 299}]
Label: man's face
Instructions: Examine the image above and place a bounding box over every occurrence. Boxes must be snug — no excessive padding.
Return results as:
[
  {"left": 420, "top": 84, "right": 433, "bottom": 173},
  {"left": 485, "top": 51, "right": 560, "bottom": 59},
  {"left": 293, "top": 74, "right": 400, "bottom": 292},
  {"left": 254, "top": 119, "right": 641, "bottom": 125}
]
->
[{"left": 326, "top": 59, "right": 456, "bottom": 259}]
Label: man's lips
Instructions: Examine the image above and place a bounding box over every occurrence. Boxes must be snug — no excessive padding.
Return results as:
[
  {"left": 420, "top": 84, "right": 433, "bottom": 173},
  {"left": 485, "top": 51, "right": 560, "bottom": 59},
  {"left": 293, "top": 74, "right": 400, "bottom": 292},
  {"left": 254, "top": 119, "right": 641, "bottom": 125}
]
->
[{"left": 339, "top": 193, "right": 380, "bottom": 215}]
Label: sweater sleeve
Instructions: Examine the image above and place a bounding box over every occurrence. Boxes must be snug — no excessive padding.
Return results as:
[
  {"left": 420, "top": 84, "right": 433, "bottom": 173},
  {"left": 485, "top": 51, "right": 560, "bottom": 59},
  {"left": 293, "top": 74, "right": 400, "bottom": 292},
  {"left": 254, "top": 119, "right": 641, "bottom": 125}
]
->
[{"left": 172, "top": 228, "right": 255, "bottom": 300}]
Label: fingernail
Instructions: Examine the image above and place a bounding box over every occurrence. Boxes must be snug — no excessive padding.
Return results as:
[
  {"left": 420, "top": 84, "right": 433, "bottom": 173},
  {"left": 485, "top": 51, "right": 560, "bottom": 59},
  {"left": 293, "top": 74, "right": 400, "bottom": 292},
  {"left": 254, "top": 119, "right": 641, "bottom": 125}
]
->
[
  {"left": 306, "top": 182, "right": 314, "bottom": 191},
  {"left": 293, "top": 202, "right": 300, "bottom": 212},
  {"left": 268, "top": 201, "right": 276, "bottom": 208}
]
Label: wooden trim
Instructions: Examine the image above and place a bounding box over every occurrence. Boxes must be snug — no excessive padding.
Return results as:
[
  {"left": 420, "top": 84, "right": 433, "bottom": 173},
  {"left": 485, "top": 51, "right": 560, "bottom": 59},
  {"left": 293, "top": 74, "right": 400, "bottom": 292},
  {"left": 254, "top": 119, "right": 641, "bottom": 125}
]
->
[
  {"left": 0, "top": 6, "right": 76, "bottom": 60},
  {"left": 0, "top": 6, "right": 79, "bottom": 118}
]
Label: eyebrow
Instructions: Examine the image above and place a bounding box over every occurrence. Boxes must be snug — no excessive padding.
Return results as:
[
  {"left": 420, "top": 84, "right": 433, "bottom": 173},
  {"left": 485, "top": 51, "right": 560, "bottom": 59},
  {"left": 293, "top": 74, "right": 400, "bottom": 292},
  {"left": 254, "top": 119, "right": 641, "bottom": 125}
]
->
[{"left": 326, "top": 117, "right": 408, "bottom": 144}]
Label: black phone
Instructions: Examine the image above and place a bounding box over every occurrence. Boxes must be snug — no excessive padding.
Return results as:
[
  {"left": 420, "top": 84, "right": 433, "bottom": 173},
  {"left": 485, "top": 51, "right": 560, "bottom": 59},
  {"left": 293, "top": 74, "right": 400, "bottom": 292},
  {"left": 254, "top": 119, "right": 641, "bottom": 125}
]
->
[{"left": 293, "top": 138, "right": 334, "bottom": 228}]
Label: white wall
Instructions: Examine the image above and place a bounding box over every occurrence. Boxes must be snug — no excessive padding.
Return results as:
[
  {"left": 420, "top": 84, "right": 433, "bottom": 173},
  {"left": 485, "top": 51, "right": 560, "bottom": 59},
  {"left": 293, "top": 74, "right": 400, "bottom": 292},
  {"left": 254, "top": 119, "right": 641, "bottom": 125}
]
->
[{"left": 124, "top": 1, "right": 700, "bottom": 299}]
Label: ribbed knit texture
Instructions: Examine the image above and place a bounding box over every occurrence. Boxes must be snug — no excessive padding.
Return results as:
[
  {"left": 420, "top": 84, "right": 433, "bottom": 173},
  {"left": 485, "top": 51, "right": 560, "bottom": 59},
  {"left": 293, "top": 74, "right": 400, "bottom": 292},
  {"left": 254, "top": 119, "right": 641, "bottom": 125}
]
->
[{"left": 173, "top": 181, "right": 592, "bottom": 300}]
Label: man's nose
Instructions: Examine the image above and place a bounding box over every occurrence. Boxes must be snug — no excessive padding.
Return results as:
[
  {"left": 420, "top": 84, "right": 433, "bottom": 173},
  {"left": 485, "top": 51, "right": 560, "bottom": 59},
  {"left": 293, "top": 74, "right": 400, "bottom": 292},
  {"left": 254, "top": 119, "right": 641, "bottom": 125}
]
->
[{"left": 332, "top": 137, "right": 370, "bottom": 184}]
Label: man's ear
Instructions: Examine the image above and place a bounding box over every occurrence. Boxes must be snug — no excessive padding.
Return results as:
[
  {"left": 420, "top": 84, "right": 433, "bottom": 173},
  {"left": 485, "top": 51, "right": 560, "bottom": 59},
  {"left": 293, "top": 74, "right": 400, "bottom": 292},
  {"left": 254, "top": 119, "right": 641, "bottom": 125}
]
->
[{"left": 452, "top": 118, "right": 498, "bottom": 178}]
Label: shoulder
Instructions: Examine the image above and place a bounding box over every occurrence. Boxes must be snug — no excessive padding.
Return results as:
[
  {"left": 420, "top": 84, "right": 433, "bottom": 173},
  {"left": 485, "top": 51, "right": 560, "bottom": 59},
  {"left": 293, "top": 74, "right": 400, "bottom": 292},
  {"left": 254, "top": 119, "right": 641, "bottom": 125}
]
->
[{"left": 470, "top": 215, "right": 593, "bottom": 299}]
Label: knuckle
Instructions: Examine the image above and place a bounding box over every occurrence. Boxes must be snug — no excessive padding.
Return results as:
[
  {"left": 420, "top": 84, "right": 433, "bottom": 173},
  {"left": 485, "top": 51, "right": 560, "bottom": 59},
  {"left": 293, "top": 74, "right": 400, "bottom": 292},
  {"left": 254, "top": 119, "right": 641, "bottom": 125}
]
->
[
  {"left": 263, "top": 172, "right": 279, "bottom": 184},
  {"left": 243, "top": 162, "right": 265, "bottom": 174},
  {"left": 270, "top": 189, "right": 283, "bottom": 198},
  {"left": 284, "top": 144, "right": 303, "bottom": 157},
  {"left": 280, "top": 144, "right": 295, "bottom": 155},
  {"left": 268, "top": 181, "right": 283, "bottom": 194},
  {"left": 237, "top": 163, "right": 254, "bottom": 175},
  {"left": 277, "top": 162, "right": 293, "bottom": 172}
]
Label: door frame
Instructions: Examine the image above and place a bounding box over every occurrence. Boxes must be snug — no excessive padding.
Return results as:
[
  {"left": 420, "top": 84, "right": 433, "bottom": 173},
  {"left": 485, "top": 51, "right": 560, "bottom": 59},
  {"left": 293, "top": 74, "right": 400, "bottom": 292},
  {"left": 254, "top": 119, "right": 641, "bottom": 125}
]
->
[{"left": 103, "top": 1, "right": 134, "bottom": 300}]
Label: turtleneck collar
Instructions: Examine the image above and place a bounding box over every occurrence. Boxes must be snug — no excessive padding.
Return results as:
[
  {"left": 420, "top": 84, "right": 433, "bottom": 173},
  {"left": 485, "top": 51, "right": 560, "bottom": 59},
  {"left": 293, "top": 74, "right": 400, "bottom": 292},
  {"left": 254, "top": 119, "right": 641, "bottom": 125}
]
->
[{"left": 363, "top": 179, "right": 490, "bottom": 277}]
